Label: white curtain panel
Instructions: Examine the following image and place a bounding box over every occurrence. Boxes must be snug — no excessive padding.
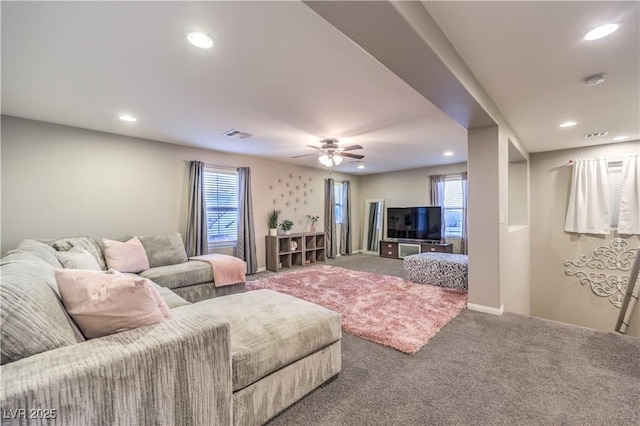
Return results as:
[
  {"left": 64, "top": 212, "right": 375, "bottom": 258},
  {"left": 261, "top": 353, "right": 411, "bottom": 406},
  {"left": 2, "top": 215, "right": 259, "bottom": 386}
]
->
[
  {"left": 618, "top": 155, "right": 640, "bottom": 235},
  {"left": 565, "top": 157, "right": 610, "bottom": 234}
]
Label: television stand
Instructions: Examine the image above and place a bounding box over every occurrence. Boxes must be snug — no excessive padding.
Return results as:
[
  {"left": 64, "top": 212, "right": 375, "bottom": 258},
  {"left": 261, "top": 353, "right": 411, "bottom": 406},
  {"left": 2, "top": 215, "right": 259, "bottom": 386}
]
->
[{"left": 380, "top": 239, "right": 453, "bottom": 259}]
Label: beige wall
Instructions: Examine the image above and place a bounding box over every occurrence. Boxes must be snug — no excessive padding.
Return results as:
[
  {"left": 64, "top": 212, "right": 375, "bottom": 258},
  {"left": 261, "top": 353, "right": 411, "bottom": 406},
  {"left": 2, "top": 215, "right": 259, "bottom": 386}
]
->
[
  {"left": 508, "top": 162, "right": 528, "bottom": 226},
  {"left": 359, "top": 162, "right": 466, "bottom": 252},
  {"left": 500, "top": 132, "right": 531, "bottom": 316},
  {"left": 530, "top": 140, "right": 640, "bottom": 337},
  {"left": 1, "top": 116, "right": 361, "bottom": 268}
]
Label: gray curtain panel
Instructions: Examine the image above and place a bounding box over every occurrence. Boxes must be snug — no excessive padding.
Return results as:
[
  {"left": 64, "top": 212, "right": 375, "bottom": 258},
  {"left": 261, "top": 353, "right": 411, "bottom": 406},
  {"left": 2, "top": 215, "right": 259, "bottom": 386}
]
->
[
  {"left": 340, "top": 181, "right": 352, "bottom": 255},
  {"left": 324, "top": 178, "right": 337, "bottom": 259},
  {"left": 236, "top": 167, "right": 258, "bottom": 274},
  {"left": 460, "top": 172, "right": 469, "bottom": 255},
  {"left": 430, "top": 174, "right": 446, "bottom": 241},
  {"left": 186, "top": 161, "right": 207, "bottom": 257}
]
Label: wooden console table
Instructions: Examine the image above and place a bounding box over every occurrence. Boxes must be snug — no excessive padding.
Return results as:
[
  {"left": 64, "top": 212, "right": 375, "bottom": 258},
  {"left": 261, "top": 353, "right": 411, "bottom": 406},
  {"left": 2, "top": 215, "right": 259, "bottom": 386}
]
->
[{"left": 380, "top": 239, "right": 453, "bottom": 259}]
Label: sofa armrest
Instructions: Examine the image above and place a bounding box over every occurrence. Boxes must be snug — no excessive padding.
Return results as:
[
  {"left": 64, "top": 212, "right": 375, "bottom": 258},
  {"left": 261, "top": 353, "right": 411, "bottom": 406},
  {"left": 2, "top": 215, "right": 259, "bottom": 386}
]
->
[{"left": 0, "top": 308, "right": 232, "bottom": 425}]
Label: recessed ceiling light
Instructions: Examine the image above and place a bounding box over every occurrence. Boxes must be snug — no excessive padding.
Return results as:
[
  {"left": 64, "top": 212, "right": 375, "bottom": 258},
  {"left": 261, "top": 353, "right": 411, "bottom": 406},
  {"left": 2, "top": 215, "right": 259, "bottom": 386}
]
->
[
  {"left": 119, "top": 114, "right": 137, "bottom": 122},
  {"left": 443, "top": 151, "right": 454, "bottom": 157},
  {"left": 559, "top": 121, "right": 577, "bottom": 128},
  {"left": 613, "top": 136, "right": 629, "bottom": 141},
  {"left": 357, "top": 164, "right": 365, "bottom": 169},
  {"left": 187, "top": 32, "right": 214, "bottom": 49},
  {"left": 583, "top": 24, "right": 619, "bottom": 41}
]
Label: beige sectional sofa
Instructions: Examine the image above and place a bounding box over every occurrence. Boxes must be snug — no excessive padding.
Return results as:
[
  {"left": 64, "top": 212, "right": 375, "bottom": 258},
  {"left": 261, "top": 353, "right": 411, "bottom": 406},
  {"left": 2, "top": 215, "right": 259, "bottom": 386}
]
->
[{"left": 0, "top": 237, "right": 342, "bottom": 425}]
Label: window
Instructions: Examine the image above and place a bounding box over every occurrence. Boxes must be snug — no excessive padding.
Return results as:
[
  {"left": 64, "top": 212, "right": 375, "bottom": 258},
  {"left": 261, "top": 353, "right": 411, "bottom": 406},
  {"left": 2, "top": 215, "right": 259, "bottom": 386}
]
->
[
  {"left": 443, "top": 175, "right": 465, "bottom": 237},
  {"left": 334, "top": 182, "right": 344, "bottom": 224},
  {"left": 204, "top": 168, "right": 239, "bottom": 249}
]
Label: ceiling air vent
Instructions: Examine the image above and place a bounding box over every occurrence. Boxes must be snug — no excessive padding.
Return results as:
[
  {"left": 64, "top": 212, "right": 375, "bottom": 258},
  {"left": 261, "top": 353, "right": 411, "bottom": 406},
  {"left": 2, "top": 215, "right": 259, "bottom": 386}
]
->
[
  {"left": 584, "top": 131, "right": 609, "bottom": 139},
  {"left": 224, "top": 129, "right": 253, "bottom": 139}
]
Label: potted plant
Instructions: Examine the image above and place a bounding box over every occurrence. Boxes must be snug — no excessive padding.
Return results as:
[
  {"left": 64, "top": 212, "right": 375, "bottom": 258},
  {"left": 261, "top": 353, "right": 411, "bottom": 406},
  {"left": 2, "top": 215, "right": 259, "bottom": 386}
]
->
[
  {"left": 267, "top": 209, "right": 280, "bottom": 236},
  {"left": 280, "top": 219, "right": 294, "bottom": 235},
  {"left": 306, "top": 213, "right": 320, "bottom": 233}
]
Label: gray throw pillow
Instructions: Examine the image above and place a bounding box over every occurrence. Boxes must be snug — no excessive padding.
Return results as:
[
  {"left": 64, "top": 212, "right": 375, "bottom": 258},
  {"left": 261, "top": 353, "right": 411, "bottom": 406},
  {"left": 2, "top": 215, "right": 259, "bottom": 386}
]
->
[
  {"left": 138, "top": 233, "right": 188, "bottom": 268},
  {"left": 50, "top": 237, "right": 107, "bottom": 270},
  {"left": 56, "top": 246, "right": 102, "bottom": 270}
]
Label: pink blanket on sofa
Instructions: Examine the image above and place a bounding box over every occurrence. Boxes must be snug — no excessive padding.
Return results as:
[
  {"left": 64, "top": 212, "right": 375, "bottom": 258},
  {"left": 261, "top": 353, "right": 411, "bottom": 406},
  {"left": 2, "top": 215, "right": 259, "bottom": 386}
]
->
[{"left": 190, "top": 254, "right": 246, "bottom": 287}]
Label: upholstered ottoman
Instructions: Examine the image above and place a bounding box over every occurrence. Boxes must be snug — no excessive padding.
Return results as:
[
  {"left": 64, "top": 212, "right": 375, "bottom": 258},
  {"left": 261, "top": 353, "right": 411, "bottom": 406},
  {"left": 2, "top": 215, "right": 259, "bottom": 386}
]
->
[
  {"left": 404, "top": 252, "right": 468, "bottom": 291},
  {"left": 183, "top": 289, "right": 342, "bottom": 426}
]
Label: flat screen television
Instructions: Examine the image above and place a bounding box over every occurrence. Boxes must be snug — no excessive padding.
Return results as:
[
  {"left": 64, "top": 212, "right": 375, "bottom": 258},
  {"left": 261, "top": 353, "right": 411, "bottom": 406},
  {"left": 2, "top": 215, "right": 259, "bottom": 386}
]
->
[{"left": 386, "top": 206, "right": 442, "bottom": 241}]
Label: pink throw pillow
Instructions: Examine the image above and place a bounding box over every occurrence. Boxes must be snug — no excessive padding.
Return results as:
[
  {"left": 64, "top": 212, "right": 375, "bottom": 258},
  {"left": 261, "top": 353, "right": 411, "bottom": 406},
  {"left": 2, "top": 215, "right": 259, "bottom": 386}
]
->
[
  {"left": 54, "top": 269, "right": 172, "bottom": 339},
  {"left": 102, "top": 237, "right": 150, "bottom": 273}
]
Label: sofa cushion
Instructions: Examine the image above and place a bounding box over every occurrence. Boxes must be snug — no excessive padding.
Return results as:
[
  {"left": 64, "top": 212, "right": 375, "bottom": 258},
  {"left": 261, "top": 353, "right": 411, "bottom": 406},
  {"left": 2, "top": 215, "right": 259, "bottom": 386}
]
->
[
  {"left": 55, "top": 269, "right": 172, "bottom": 339},
  {"left": 56, "top": 246, "right": 102, "bottom": 270},
  {"left": 50, "top": 237, "right": 107, "bottom": 270},
  {"left": 182, "top": 289, "right": 341, "bottom": 391},
  {"left": 139, "top": 233, "right": 189, "bottom": 268},
  {"left": 15, "top": 239, "right": 62, "bottom": 268},
  {"left": 152, "top": 283, "right": 191, "bottom": 309},
  {"left": 0, "top": 258, "right": 81, "bottom": 365},
  {"left": 139, "top": 261, "right": 213, "bottom": 290},
  {"left": 1, "top": 248, "right": 63, "bottom": 273},
  {"left": 103, "top": 237, "right": 150, "bottom": 273}
]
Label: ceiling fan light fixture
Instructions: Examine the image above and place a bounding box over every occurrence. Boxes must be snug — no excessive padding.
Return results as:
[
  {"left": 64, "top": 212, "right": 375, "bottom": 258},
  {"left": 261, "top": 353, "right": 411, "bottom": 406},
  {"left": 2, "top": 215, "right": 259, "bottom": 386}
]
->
[
  {"left": 319, "top": 154, "right": 331, "bottom": 167},
  {"left": 333, "top": 154, "right": 343, "bottom": 165}
]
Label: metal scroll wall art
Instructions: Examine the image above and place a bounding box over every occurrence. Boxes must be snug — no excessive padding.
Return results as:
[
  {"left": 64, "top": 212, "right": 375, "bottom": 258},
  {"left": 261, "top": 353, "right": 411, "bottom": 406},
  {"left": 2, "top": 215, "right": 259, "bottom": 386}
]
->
[{"left": 564, "top": 238, "right": 639, "bottom": 308}]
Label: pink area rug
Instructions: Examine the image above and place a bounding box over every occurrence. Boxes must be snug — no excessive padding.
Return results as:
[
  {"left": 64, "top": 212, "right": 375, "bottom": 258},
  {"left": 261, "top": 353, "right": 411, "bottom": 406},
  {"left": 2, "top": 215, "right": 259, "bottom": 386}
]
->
[{"left": 247, "top": 265, "right": 467, "bottom": 354}]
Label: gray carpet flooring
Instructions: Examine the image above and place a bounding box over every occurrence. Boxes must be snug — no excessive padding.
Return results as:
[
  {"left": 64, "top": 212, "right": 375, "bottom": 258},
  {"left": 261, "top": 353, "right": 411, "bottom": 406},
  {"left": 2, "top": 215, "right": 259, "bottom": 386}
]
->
[{"left": 252, "top": 254, "right": 640, "bottom": 425}]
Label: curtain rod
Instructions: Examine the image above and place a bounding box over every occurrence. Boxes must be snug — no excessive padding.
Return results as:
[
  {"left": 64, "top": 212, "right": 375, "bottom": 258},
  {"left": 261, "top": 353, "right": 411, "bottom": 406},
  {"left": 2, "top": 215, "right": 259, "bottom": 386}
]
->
[
  {"left": 566, "top": 156, "right": 629, "bottom": 166},
  {"left": 185, "top": 160, "right": 238, "bottom": 171}
]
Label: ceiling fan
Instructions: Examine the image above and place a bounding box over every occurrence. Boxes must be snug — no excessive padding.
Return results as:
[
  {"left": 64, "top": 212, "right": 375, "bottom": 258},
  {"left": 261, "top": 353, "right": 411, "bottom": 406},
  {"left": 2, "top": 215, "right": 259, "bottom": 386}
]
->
[{"left": 292, "top": 138, "right": 364, "bottom": 167}]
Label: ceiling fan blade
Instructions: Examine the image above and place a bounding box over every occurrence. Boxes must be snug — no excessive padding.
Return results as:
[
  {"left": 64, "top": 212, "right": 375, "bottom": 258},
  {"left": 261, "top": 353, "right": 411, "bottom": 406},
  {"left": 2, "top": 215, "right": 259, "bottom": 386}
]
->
[
  {"left": 341, "top": 152, "right": 364, "bottom": 159},
  {"left": 292, "top": 153, "right": 317, "bottom": 158},
  {"left": 306, "top": 145, "right": 321, "bottom": 149},
  {"left": 340, "top": 144, "right": 363, "bottom": 151}
]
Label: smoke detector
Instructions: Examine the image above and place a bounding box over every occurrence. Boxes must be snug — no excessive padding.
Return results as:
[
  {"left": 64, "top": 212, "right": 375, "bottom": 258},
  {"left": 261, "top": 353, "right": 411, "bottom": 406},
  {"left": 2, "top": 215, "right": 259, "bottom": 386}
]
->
[{"left": 583, "top": 73, "right": 606, "bottom": 86}]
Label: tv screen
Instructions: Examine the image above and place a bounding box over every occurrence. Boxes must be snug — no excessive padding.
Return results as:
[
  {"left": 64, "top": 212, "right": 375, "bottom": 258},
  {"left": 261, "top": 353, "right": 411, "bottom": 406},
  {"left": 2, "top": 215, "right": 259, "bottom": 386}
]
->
[{"left": 386, "top": 206, "right": 442, "bottom": 241}]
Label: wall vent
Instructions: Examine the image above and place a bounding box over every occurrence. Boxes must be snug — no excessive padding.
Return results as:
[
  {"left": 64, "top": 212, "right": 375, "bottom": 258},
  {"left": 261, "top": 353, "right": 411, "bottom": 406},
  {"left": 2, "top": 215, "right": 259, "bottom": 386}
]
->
[
  {"left": 224, "top": 129, "right": 253, "bottom": 139},
  {"left": 584, "top": 131, "right": 609, "bottom": 139}
]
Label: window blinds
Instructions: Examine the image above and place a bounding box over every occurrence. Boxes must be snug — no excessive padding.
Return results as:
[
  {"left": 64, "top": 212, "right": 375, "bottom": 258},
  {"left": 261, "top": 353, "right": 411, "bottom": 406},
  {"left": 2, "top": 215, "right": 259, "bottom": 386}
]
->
[{"left": 203, "top": 168, "right": 239, "bottom": 247}]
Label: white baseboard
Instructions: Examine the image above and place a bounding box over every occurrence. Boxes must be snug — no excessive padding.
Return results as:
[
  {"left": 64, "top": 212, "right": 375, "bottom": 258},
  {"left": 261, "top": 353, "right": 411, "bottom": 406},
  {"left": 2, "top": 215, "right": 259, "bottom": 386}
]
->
[
  {"left": 467, "top": 303, "right": 504, "bottom": 316},
  {"left": 256, "top": 266, "right": 267, "bottom": 273}
]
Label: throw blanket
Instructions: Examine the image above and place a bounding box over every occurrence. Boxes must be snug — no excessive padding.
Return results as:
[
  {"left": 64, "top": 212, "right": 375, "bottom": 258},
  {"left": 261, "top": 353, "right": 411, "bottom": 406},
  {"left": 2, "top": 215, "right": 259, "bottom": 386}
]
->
[{"left": 190, "top": 254, "right": 246, "bottom": 287}]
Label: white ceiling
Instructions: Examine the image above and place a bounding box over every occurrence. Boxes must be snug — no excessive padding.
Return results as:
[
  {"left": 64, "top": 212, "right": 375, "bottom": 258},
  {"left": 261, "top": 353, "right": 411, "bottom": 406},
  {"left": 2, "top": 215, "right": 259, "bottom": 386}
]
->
[
  {"left": 423, "top": 1, "right": 640, "bottom": 152},
  {"left": 2, "top": 1, "right": 638, "bottom": 175}
]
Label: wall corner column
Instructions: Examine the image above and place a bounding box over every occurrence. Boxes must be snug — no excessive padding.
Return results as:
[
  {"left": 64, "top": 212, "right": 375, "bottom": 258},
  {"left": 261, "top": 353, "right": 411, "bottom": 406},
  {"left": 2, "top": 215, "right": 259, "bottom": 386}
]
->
[{"left": 467, "top": 125, "right": 502, "bottom": 312}]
